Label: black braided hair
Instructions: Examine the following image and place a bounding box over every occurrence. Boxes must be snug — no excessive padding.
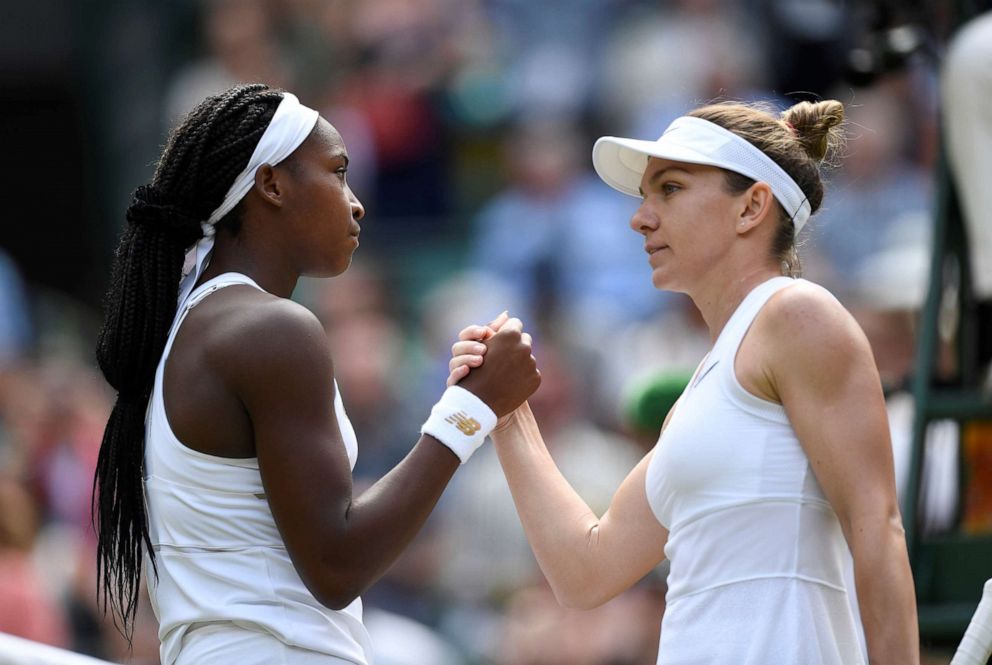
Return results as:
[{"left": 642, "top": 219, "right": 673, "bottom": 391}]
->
[{"left": 93, "top": 83, "right": 284, "bottom": 638}]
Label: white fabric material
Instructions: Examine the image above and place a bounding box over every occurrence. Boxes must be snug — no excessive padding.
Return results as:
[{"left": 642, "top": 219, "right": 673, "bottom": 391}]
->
[
  {"left": 644, "top": 276, "right": 866, "bottom": 664},
  {"left": 421, "top": 385, "right": 497, "bottom": 464},
  {"left": 175, "top": 624, "right": 355, "bottom": 665},
  {"left": 592, "top": 116, "right": 812, "bottom": 232},
  {"left": 177, "top": 93, "right": 320, "bottom": 306},
  {"left": 144, "top": 272, "right": 371, "bottom": 665},
  {"left": 943, "top": 12, "right": 992, "bottom": 298}
]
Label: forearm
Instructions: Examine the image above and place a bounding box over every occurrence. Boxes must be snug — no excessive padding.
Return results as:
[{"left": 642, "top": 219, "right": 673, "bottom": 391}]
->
[
  {"left": 491, "top": 403, "right": 604, "bottom": 607},
  {"left": 849, "top": 515, "right": 919, "bottom": 664},
  {"left": 313, "top": 436, "right": 459, "bottom": 606}
]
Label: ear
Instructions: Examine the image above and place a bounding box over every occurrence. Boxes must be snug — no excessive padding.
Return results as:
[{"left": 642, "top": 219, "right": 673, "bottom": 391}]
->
[
  {"left": 253, "top": 164, "right": 283, "bottom": 208},
  {"left": 735, "top": 181, "right": 775, "bottom": 236}
]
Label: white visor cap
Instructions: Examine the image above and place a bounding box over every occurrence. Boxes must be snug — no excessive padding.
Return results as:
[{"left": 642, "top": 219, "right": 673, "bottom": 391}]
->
[{"left": 592, "top": 116, "right": 811, "bottom": 233}]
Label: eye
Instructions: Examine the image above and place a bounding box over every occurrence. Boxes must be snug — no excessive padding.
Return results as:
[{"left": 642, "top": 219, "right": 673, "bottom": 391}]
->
[
  {"left": 662, "top": 182, "right": 681, "bottom": 195},
  {"left": 335, "top": 166, "right": 348, "bottom": 180}
]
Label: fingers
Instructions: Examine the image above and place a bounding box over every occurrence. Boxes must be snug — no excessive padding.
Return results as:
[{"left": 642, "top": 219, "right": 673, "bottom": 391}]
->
[
  {"left": 459, "top": 319, "right": 531, "bottom": 352},
  {"left": 451, "top": 340, "right": 487, "bottom": 357},
  {"left": 452, "top": 315, "right": 541, "bottom": 415},
  {"left": 446, "top": 364, "right": 471, "bottom": 387},
  {"left": 449, "top": 353, "right": 484, "bottom": 373},
  {"left": 458, "top": 324, "right": 494, "bottom": 342},
  {"left": 449, "top": 316, "right": 535, "bottom": 398},
  {"left": 456, "top": 311, "right": 511, "bottom": 342}
]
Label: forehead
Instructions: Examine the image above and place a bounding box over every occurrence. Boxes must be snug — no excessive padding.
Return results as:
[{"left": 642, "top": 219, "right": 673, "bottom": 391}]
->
[
  {"left": 295, "top": 117, "right": 347, "bottom": 162},
  {"left": 309, "top": 117, "right": 347, "bottom": 153}
]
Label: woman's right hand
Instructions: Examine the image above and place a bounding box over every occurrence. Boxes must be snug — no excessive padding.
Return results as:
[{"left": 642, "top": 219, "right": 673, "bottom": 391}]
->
[
  {"left": 454, "top": 316, "right": 540, "bottom": 417},
  {"left": 447, "top": 312, "right": 531, "bottom": 386}
]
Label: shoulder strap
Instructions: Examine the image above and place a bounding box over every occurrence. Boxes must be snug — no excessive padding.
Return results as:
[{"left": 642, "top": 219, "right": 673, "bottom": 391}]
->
[
  {"left": 711, "top": 276, "right": 797, "bottom": 361},
  {"left": 183, "top": 272, "right": 264, "bottom": 310},
  {"left": 164, "top": 273, "right": 266, "bottom": 350}
]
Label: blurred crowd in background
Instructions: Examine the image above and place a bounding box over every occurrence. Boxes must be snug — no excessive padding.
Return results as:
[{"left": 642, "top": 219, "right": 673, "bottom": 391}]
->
[{"left": 0, "top": 0, "right": 971, "bottom": 662}]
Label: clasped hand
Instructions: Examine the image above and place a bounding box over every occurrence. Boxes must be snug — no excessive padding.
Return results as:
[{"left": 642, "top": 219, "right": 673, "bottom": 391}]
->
[{"left": 447, "top": 312, "right": 540, "bottom": 419}]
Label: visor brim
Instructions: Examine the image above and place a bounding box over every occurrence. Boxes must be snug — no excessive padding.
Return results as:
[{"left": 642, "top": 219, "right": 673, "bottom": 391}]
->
[{"left": 592, "top": 136, "right": 727, "bottom": 198}]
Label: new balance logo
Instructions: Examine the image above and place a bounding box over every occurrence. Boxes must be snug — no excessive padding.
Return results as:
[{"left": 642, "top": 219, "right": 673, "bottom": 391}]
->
[{"left": 446, "top": 411, "right": 482, "bottom": 436}]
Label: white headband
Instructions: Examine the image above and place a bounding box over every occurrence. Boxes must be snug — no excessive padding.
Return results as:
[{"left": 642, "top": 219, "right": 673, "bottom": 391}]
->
[
  {"left": 592, "top": 116, "right": 811, "bottom": 233},
  {"left": 178, "top": 92, "right": 320, "bottom": 304}
]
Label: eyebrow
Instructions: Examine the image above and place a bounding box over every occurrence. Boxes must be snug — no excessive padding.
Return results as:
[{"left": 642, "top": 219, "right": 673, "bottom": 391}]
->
[
  {"left": 326, "top": 148, "right": 349, "bottom": 165},
  {"left": 638, "top": 166, "right": 691, "bottom": 197}
]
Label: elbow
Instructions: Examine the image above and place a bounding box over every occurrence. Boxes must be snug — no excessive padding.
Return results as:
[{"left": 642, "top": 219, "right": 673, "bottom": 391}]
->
[
  {"left": 844, "top": 505, "right": 909, "bottom": 555},
  {"left": 550, "top": 580, "right": 610, "bottom": 611},
  {"left": 320, "top": 593, "right": 360, "bottom": 612},
  {"left": 312, "top": 582, "right": 363, "bottom": 611},
  {"left": 302, "top": 567, "right": 366, "bottom": 611},
  {"left": 887, "top": 509, "right": 907, "bottom": 537},
  {"left": 556, "top": 593, "right": 601, "bottom": 611}
]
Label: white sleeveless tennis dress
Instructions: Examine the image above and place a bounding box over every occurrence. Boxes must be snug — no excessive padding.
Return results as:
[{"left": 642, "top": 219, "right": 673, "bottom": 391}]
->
[
  {"left": 645, "top": 276, "right": 866, "bottom": 664},
  {"left": 143, "top": 273, "right": 373, "bottom": 665}
]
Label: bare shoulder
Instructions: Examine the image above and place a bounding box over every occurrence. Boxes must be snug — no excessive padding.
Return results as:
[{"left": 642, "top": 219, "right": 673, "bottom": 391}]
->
[
  {"left": 756, "top": 280, "right": 875, "bottom": 387},
  {"left": 196, "top": 286, "right": 333, "bottom": 385},
  {"left": 759, "top": 280, "right": 866, "bottom": 353}
]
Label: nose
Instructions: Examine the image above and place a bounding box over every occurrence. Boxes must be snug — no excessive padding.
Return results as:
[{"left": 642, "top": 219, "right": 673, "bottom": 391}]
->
[
  {"left": 630, "top": 201, "right": 658, "bottom": 236},
  {"left": 349, "top": 188, "right": 365, "bottom": 221}
]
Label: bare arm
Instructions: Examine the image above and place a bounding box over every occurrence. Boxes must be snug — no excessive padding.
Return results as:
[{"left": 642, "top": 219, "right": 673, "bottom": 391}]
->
[
  {"left": 491, "top": 402, "right": 668, "bottom": 609},
  {"left": 762, "top": 283, "right": 919, "bottom": 664},
  {"left": 228, "top": 301, "right": 539, "bottom": 609}
]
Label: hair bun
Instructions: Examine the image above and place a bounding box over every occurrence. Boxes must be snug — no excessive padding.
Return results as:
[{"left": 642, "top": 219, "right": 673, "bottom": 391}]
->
[
  {"left": 781, "top": 100, "right": 844, "bottom": 163},
  {"left": 125, "top": 185, "right": 203, "bottom": 244}
]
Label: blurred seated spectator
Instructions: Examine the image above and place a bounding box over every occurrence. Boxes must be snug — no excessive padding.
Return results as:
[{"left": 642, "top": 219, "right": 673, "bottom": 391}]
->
[
  {"left": 494, "top": 579, "right": 664, "bottom": 665},
  {"left": 596, "top": 295, "right": 711, "bottom": 429},
  {"left": 0, "top": 474, "right": 68, "bottom": 647},
  {"left": 597, "top": 0, "right": 767, "bottom": 138},
  {"left": 21, "top": 362, "right": 108, "bottom": 531},
  {"left": 622, "top": 371, "right": 693, "bottom": 449},
  {"left": 470, "top": 117, "right": 665, "bottom": 339},
  {"left": 804, "top": 83, "right": 932, "bottom": 298},
  {"left": 300, "top": 262, "right": 418, "bottom": 480},
  {"left": 164, "top": 0, "right": 289, "bottom": 123},
  {"left": 364, "top": 607, "right": 462, "bottom": 665}
]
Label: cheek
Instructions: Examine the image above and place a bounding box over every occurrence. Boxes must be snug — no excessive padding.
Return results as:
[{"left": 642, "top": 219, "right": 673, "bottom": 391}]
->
[{"left": 684, "top": 200, "right": 735, "bottom": 243}]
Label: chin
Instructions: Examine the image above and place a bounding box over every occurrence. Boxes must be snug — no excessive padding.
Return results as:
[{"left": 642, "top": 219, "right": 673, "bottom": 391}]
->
[
  {"left": 310, "top": 256, "right": 353, "bottom": 278},
  {"left": 651, "top": 271, "right": 687, "bottom": 295},
  {"left": 651, "top": 270, "right": 671, "bottom": 291},
  {"left": 331, "top": 256, "right": 353, "bottom": 276}
]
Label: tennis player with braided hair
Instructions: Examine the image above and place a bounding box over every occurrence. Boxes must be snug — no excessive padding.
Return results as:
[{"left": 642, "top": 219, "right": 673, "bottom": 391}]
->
[
  {"left": 450, "top": 100, "right": 919, "bottom": 663},
  {"left": 93, "top": 83, "right": 540, "bottom": 664}
]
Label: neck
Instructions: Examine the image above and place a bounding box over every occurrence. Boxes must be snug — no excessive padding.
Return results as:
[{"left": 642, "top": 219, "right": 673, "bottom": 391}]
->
[
  {"left": 198, "top": 231, "right": 300, "bottom": 299},
  {"left": 687, "top": 263, "right": 782, "bottom": 343}
]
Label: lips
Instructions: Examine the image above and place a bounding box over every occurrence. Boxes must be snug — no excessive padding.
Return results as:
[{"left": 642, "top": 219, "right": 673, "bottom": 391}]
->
[{"left": 645, "top": 244, "right": 668, "bottom": 255}]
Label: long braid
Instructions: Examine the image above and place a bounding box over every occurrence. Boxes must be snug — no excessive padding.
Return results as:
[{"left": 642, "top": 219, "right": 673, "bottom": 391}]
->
[{"left": 93, "top": 83, "right": 283, "bottom": 638}]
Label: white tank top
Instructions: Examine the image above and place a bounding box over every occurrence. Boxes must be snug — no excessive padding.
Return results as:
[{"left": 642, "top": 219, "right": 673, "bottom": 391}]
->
[
  {"left": 645, "top": 276, "right": 866, "bottom": 664},
  {"left": 143, "top": 273, "right": 373, "bottom": 665}
]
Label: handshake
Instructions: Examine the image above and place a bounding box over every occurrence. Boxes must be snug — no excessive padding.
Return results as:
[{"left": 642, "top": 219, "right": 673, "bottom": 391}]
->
[
  {"left": 420, "top": 311, "right": 540, "bottom": 464},
  {"left": 446, "top": 311, "right": 541, "bottom": 419}
]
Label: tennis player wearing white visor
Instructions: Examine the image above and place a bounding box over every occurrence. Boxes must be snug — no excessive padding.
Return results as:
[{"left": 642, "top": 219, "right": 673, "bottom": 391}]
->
[{"left": 446, "top": 100, "right": 920, "bottom": 664}]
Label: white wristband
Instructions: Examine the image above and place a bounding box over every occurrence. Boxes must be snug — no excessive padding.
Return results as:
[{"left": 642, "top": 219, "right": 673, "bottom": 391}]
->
[{"left": 421, "top": 386, "right": 497, "bottom": 464}]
